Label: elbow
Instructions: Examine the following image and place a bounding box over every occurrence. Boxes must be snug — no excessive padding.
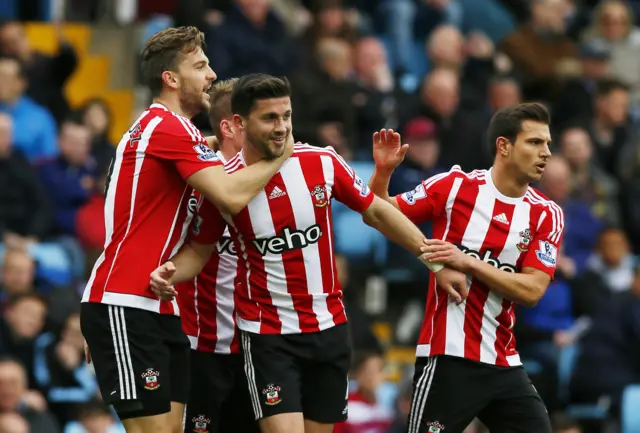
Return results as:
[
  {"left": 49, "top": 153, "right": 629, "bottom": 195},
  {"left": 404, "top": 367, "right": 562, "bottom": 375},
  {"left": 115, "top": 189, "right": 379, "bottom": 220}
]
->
[{"left": 519, "top": 285, "right": 546, "bottom": 308}]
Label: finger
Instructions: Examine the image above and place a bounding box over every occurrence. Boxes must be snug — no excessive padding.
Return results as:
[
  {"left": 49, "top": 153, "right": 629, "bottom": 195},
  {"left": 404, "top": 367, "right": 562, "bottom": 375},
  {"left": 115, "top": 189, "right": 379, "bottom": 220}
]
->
[
  {"left": 420, "top": 245, "right": 451, "bottom": 253},
  {"left": 151, "top": 275, "right": 170, "bottom": 286},
  {"left": 423, "top": 239, "right": 447, "bottom": 246},
  {"left": 373, "top": 131, "right": 379, "bottom": 143},
  {"left": 397, "top": 143, "right": 409, "bottom": 158},
  {"left": 164, "top": 261, "right": 176, "bottom": 274},
  {"left": 421, "top": 252, "right": 451, "bottom": 262},
  {"left": 443, "top": 284, "right": 462, "bottom": 304},
  {"left": 380, "top": 129, "right": 387, "bottom": 143},
  {"left": 392, "top": 131, "right": 401, "bottom": 143}
]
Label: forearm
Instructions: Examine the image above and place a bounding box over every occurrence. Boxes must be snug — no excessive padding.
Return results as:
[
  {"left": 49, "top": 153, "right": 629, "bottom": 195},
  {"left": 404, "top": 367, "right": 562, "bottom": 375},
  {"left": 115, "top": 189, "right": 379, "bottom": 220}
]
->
[
  {"left": 169, "top": 243, "right": 211, "bottom": 283},
  {"left": 362, "top": 197, "right": 425, "bottom": 256},
  {"left": 467, "top": 260, "right": 546, "bottom": 307},
  {"left": 368, "top": 167, "right": 393, "bottom": 202}
]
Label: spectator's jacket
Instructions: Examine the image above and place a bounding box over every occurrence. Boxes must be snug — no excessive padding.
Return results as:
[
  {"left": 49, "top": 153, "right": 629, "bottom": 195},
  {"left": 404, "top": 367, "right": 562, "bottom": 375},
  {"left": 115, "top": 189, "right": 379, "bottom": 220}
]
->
[{"left": 0, "top": 96, "right": 58, "bottom": 162}]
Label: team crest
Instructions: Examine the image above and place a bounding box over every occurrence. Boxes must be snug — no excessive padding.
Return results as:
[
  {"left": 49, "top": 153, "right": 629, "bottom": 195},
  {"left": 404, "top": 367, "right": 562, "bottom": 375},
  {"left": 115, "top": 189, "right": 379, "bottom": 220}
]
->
[
  {"left": 192, "top": 415, "right": 210, "bottom": 433},
  {"left": 141, "top": 368, "right": 160, "bottom": 390},
  {"left": 516, "top": 228, "right": 532, "bottom": 252},
  {"left": 263, "top": 384, "right": 281, "bottom": 406},
  {"left": 311, "top": 184, "right": 328, "bottom": 207},
  {"left": 427, "top": 421, "right": 445, "bottom": 432}
]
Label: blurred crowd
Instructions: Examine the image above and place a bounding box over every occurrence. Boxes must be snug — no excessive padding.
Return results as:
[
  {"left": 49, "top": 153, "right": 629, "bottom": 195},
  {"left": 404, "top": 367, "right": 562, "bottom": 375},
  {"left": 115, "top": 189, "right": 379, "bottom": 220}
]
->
[{"left": 1, "top": 0, "right": 640, "bottom": 432}]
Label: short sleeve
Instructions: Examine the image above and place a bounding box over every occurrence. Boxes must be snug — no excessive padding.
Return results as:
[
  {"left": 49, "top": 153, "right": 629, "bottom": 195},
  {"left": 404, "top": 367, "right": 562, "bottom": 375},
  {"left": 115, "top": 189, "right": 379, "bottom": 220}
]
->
[
  {"left": 190, "top": 196, "right": 228, "bottom": 245},
  {"left": 395, "top": 170, "right": 454, "bottom": 225},
  {"left": 522, "top": 203, "right": 565, "bottom": 279},
  {"left": 329, "top": 148, "right": 375, "bottom": 213},
  {"left": 147, "top": 116, "right": 222, "bottom": 180}
]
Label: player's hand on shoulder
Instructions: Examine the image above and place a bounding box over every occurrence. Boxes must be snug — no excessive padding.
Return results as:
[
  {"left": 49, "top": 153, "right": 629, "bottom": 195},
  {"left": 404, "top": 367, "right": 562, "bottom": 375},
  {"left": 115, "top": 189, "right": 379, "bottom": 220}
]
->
[
  {"left": 373, "top": 129, "right": 408, "bottom": 172},
  {"left": 150, "top": 261, "right": 178, "bottom": 301}
]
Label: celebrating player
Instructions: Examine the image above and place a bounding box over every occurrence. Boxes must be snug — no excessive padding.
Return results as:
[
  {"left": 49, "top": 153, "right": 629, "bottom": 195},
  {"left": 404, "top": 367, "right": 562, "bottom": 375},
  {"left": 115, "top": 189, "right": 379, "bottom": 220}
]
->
[
  {"left": 369, "top": 103, "right": 564, "bottom": 433},
  {"left": 80, "top": 29, "right": 293, "bottom": 433},
  {"left": 176, "top": 77, "right": 260, "bottom": 433},
  {"left": 150, "top": 74, "right": 467, "bottom": 433}
]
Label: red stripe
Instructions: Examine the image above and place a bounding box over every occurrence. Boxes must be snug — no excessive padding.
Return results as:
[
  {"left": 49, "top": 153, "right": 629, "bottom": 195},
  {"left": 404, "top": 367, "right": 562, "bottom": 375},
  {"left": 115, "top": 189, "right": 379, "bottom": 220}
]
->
[
  {"left": 194, "top": 256, "right": 222, "bottom": 350},
  {"left": 463, "top": 199, "right": 514, "bottom": 362},
  {"left": 265, "top": 173, "right": 318, "bottom": 332},
  {"left": 493, "top": 299, "right": 515, "bottom": 366}
]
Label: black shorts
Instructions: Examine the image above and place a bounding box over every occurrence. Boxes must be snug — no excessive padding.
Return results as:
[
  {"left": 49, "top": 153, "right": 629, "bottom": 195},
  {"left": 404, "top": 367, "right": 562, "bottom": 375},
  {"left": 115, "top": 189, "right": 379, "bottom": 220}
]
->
[
  {"left": 240, "top": 323, "right": 351, "bottom": 423},
  {"left": 408, "top": 355, "right": 552, "bottom": 433},
  {"left": 80, "top": 303, "right": 190, "bottom": 420},
  {"left": 184, "top": 351, "right": 259, "bottom": 433}
]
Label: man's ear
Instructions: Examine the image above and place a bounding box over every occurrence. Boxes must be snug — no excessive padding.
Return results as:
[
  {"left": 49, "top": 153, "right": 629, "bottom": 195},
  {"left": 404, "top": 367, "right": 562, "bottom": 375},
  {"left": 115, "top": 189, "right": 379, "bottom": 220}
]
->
[
  {"left": 220, "top": 119, "right": 234, "bottom": 140},
  {"left": 161, "top": 70, "right": 179, "bottom": 90},
  {"left": 496, "top": 136, "right": 511, "bottom": 156}
]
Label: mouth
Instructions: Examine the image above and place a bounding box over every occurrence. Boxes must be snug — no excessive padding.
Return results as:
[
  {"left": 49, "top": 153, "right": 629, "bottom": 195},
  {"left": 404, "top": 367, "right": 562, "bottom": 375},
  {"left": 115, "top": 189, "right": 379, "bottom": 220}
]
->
[
  {"left": 535, "top": 162, "right": 547, "bottom": 173},
  {"left": 271, "top": 136, "right": 285, "bottom": 146}
]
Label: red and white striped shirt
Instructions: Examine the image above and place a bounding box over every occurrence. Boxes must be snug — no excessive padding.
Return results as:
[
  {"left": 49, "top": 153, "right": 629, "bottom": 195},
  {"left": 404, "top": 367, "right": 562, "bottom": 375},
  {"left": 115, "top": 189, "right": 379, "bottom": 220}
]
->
[
  {"left": 192, "top": 144, "right": 374, "bottom": 335},
  {"left": 177, "top": 152, "right": 241, "bottom": 354},
  {"left": 82, "top": 103, "right": 221, "bottom": 316},
  {"left": 397, "top": 166, "right": 565, "bottom": 367}
]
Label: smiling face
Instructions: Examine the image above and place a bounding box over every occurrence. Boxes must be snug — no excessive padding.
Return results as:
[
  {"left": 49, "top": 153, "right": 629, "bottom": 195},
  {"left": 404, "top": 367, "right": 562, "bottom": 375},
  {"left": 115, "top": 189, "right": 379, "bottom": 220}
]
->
[
  {"left": 499, "top": 120, "right": 552, "bottom": 183},
  {"left": 236, "top": 97, "right": 292, "bottom": 160}
]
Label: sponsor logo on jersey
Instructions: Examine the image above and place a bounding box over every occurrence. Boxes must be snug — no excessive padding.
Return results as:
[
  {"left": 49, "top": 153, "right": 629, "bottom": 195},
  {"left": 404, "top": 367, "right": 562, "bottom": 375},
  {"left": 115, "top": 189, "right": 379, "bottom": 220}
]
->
[
  {"left": 252, "top": 225, "right": 322, "bottom": 256},
  {"left": 353, "top": 175, "right": 370, "bottom": 197},
  {"left": 193, "top": 143, "right": 219, "bottom": 162},
  {"left": 215, "top": 236, "right": 237, "bottom": 256},
  {"left": 401, "top": 184, "right": 427, "bottom": 205},
  {"left": 458, "top": 245, "right": 516, "bottom": 272}
]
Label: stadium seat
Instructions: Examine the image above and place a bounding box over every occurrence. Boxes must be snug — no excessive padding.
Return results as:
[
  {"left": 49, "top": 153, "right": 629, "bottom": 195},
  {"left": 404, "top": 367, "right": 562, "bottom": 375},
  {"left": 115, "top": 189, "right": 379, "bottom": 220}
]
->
[
  {"left": 622, "top": 385, "right": 640, "bottom": 433},
  {"left": 558, "top": 344, "right": 610, "bottom": 420}
]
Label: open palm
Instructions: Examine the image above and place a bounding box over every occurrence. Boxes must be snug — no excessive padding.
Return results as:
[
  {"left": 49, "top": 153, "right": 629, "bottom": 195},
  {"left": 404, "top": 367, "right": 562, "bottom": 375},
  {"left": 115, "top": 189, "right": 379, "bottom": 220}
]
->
[{"left": 373, "top": 129, "right": 409, "bottom": 172}]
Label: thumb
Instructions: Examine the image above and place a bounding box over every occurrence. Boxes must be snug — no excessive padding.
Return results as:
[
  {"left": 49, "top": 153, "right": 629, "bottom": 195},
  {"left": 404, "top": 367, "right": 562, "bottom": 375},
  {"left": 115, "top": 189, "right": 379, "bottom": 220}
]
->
[
  {"left": 164, "top": 261, "right": 176, "bottom": 276},
  {"left": 444, "top": 283, "right": 462, "bottom": 304}
]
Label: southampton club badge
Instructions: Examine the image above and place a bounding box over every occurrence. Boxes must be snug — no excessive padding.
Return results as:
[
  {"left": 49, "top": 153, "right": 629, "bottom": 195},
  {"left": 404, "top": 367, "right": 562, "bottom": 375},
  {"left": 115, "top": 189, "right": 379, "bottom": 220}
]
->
[
  {"left": 192, "top": 415, "right": 211, "bottom": 433},
  {"left": 263, "top": 384, "right": 282, "bottom": 406},
  {"left": 141, "top": 368, "right": 160, "bottom": 390},
  {"left": 427, "top": 421, "right": 445, "bottom": 432},
  {"left": 310, "top": 184, "right": 329, "bottom": 207},
  {"left": 516, "top": 228, "right": 532, "bottom": 252}
]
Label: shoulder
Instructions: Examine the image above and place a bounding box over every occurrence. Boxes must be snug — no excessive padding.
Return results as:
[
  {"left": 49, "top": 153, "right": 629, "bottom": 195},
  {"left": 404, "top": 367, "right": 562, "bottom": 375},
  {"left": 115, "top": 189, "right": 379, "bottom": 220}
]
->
[
  {"left": 525, "top": 186, "right": 565, "bottom": 228},
  {"left": 424, "top": 165, "right": 487, "bottom": 190},
  {"left": 292, "top": 143, "right": 340, "bottom": 158}
]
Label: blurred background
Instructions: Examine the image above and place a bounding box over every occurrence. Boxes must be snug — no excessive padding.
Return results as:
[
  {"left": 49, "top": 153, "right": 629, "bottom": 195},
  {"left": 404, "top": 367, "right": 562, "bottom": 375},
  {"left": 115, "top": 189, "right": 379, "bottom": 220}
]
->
[{"left": 0, "top": 0, "right": 639, "bottom": 432}]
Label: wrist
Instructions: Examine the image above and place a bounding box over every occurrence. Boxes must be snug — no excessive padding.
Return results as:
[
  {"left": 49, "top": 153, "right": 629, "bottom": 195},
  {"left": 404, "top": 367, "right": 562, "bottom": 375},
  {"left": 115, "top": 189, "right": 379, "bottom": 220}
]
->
[
  {"left": 373, "top": 166, "right": 395, "bottom": 177},
  {"left": 419, "top": 255, "right": 444, "bottom": 273}
]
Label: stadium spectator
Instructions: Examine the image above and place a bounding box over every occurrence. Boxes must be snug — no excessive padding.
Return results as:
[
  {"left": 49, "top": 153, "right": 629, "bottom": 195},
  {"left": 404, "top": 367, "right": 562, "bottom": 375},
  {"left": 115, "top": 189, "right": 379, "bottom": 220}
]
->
[
  {"left": 486, "top": 75, "right": 522, "bottom": 115},
  {"left": 334, "top": 350, "right": 393, "bottom": 433},
  {"left": 0, "top": 248, "right": 36, "bottom": 305},
  {"left": 0, "top": 412, "right": 29, "bottom": 433},
  {"left": 63, "top": 400, "right": 125, "bottom": 433},
  {"left": 206, "top": 0, "right": 297, "bottom": 80},
  {"left": 0, "top": 294, "right": 48, "bottom": 388},
  {"left": 0, "top": 357, "right": 59, "bottom": 433},
  {"left": 80, "top": 100, "right": 115, "bottom": 175},
  {"left": 559, "top": 126, "right": 621, "bottom": 226},
  {"left": 569, "top": 262, "right": 640, "bottom": 415},
  {"left": 33, "top": 313, "right": 97, "bottom": 427},
  {"left": 0, "top": 56, "right": 58, "bottom": 162},
  {"left": 37, "top": 119, "right": 98, "bottom": 237},
  {"left": 0, "top": 112, "right": 52, "bottom": 247},
  {"left": 0, "top": 20, "right": 78, "bottom": 125}
]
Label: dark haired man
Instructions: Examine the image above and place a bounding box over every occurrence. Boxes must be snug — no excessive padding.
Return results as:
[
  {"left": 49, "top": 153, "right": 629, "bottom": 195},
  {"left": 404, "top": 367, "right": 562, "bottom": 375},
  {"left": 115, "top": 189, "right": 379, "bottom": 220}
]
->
[
  {"left": 369, "top": 102, "right": 565, "bottom": 433},
  {"left": 150, "top": 73, "right": 467, "bottom": 433},
  {"left": 80, "top": 28, "right": 293, "bottom": 433}
]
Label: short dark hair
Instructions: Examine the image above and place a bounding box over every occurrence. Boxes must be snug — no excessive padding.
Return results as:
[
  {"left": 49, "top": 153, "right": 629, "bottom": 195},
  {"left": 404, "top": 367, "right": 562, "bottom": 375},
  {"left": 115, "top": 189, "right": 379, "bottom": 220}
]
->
[
  {"left": 349, "top": 348, "right": 384, "bottom": 375},
  {"left": 596, "top": 78, "right": 629, "bottom": 97},
  {"left": 140, "top": 26, "right": 206, "bottom": 97},
  {"left": 208, "top": 78, "right": 239, "bottom": 139},
  {"left": 231, "top": 74, "right": 292, "bottom": 117},
  {"left": 487, "top": 102, "right": 551, "bottom": 158}
]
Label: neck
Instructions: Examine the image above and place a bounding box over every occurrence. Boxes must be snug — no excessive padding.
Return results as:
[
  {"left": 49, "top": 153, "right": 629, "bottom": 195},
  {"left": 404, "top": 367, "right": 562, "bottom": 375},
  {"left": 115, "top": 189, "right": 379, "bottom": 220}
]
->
[
  {"left": 153, "top": 94, "right": 194, "bottom": 119},
  {"left": 218, "top": 142, "right": 237, "bottom": 161},
  {"left": 491, "top": 162, "right": 528, "bottom": 197},
  {"left": 242, "top": 144, "right": 262, "bottom": 166}
]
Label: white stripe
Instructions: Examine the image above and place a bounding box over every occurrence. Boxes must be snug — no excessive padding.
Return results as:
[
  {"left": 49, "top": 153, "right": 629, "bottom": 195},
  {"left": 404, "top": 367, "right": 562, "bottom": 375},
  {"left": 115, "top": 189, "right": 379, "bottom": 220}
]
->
[
  {"left": 108, "top": 306, "right": 126, "bottom": 399},
  {"left": 281, "top": 159, "right": 334, "bottom": 330},
  {"left": 173, "top": 114, "right": 197, "bottom": 142},
  {"left": 241, "top": 332, "right": 263, "bottom": 419},
  {"left": 294, "top": 146, "right": 355, "bottom": 178},
  {"left": 117, "top": 306, "right": 137, "bottom": 399},
  {"left": 103, "top": 116, "right": 163, "bottom": 290},
  {"left": 408, "top": 357, "right": 437, "bottom": 433},
  {"left": 214, "top": 251, "right": 238, "bottom": 353},
  {"left": 320, "top": 155, "right": 338, "bottom": 300},
  {"left": 246, "top": 191, "right": 300, "bottom": 333}
]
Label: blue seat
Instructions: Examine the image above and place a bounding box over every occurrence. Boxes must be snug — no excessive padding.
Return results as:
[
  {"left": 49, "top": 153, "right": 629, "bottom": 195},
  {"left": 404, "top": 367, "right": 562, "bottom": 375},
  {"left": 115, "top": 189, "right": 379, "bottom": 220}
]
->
[
  {"left": 622, "top": 385, "right": 640, "bottom": 433},
  {"left": 558, "top": 345, "right": 610, "bottom": 420}
]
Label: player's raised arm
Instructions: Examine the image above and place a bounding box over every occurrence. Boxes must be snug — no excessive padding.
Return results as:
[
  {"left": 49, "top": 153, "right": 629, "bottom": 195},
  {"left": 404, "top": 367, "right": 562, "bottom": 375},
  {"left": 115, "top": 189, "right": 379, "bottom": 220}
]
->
[
  {"left": 368, "top": 129, "right": 408, "bottom": 208},
  {"left": 187, "top": 133, "right": 293, "bottom": 215}
]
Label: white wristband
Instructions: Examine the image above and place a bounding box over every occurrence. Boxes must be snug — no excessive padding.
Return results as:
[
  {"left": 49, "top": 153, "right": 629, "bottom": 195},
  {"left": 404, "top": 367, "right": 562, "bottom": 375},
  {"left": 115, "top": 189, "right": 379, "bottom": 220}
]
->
[{"left": 419, "top": 255, "right": 444, "bottom": 273}]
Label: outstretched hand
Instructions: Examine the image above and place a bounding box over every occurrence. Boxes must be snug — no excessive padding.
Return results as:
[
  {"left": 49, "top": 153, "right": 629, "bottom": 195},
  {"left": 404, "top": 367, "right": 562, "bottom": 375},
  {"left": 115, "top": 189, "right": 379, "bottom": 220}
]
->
[
  {"left": 149, "top": 261, "right": 178, "bottom": 301},
  {"left": 373, "top": 129, "right": 409, "bottom": 172}
]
